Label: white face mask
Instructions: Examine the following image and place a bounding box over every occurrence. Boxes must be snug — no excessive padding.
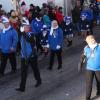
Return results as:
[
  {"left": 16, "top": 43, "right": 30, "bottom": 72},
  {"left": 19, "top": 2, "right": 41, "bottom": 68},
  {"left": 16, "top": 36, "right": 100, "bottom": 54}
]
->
[
  {"left": 82, "top": 17, "right": 86, "bottom": 21},
  {"left": 50, "top": 25, "right": 58, "bottom": 36},
  {"left": 66, "top": 20, "right": 70, "bottom": 25},
  {"left": 43, "top": 31, "right": 47, "bottom": 36}
]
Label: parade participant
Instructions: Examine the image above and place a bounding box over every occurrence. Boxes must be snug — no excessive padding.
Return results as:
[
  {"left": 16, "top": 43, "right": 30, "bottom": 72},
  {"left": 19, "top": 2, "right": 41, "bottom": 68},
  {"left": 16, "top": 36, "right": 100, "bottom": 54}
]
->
[
  {"left": 80, "top": 13, "right": 91, "bottom": 38},
  {"left": 20, "top": 1, "right": 29, "bottom": 17},
  {"left": 31, "top": 14, "right": 43, "bottom": 53},
  {"left": 72, "top": 6, "right": 82, "bottom": 35},
  {"left": 90, "top": 3, "right": 99, "bottom": 26},
  {"left": 40, "top": 25, "right": 49, "bottom": 55},
  {"left": 43, "top": 10, "right": 51, "bottom": 28},
  {"left": 78, "top": 35, "right": 100, "bottom": 100},
  {"left": 81, "top": 6, "right": 94, "bottom": 34},
  {"left": 47, "top": 20, "right": 63, "bottom": 70},
  {"left": 9, "top": 10, "right": 21, "bottom": 55},
  {"left": 62, "top": 16, "right": 73, "bottom": 47},
  {"left": 9, "top": 10, "right": 20, "bottom": 30},
  {"left": 0, "top": 16, "right": 18, "bottom": 77},
  {"left": 0, "top": 4, "right": 5, "bottom": 17},
  {"left": 16, "top": 17, "right": 41, "bottom": 92},
  {"left": 0, "top": 17, "right": 4, "bottom": 32},
  {"left": 55, "top": 7, "right": 64, "bottom": 25}
]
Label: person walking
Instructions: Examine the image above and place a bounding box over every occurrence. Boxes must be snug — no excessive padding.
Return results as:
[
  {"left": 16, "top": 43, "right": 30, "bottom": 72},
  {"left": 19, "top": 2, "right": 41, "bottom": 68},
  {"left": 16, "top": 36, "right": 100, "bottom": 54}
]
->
[
  {"left": 78, "top": 35, "right": 100, "bottom": 100},
  {"left": 0, "top": 16, "right": 18, "bottom": 77},
  {"left": 61, "top": 16, "right": 73, "bottom": 47},
  {"left": 31, "top": 14, "right": 43, "bottom": 53},
  {"left": 47, "top": 20, "right": 63, "bottom": 70},
  {"left": 16, "top": 17, "right": 41, "bottom": 92}
]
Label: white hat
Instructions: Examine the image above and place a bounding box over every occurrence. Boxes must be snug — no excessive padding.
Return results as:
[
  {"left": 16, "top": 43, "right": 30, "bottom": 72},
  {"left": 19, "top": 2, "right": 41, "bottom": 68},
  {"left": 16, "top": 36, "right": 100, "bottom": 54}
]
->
[
  {"left": 1, "top": 16, "right": 9, "bottom": 23},
  {"left": 21, "top": 17, "right": 30, "bottom": 26}
]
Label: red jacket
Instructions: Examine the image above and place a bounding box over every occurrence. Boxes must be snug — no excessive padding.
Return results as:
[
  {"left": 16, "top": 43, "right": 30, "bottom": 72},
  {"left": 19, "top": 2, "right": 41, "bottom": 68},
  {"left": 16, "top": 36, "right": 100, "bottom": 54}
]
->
[{"left": 55, "top": 10, "right": 64, "bottom": 24}]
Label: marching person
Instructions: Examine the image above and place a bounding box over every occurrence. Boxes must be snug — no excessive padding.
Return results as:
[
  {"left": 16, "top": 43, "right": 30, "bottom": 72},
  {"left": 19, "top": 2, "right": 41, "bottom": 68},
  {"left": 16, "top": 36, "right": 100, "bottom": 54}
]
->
[
  {"left": 16, "top": 17, "right": 41, "bottom": 92},
  {"left": 31, "top": 14, "right": 44, "bottom": 53},
  {"left": 0, "top": 16, "right": 18, "bottom": 77},
  {"left": 9, "top": 10, "right": 21, "bottom": 55},
  {"left": 62, "top": 16, "right": 73, "bottom": 47},
  {"left": 81, "top": 6, "right": 94, "bottom": 34},
  {"left": 47, "top": 20, "right": 63, "bottom": 70},
  {"left": 40, "top": 25, "right": 49, "bottom": 56},
  {"left": 80, "top": 13, "right": 91, "bottom": 39},
  {"left": 78, "top": 35, "right": 100, "bottom": 100}
]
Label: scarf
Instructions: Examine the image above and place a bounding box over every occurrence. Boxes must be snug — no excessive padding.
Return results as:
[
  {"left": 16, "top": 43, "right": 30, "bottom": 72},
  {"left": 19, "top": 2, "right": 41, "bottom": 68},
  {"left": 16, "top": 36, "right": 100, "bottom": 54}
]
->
[
  {"left": 3, "top": 25, "right": 11, "bottom": 33},
  {"left": 36, "top": 18, "right": 41, "bottom": 22},
  {"left": 50, "top": 25, "right": 58, "bottom": 36}
]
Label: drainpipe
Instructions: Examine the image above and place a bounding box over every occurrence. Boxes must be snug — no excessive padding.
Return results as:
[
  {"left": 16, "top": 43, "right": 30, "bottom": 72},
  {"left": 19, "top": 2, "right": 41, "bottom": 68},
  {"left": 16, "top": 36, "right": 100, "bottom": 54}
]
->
[{"left": 64, "top": 0, "right": 67, "bottom": 16}]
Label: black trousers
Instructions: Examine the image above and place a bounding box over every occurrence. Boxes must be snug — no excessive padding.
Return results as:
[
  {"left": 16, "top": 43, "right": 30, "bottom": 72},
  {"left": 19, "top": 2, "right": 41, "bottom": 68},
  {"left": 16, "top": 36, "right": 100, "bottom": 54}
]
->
[
  {"left": 20, "top": 56, "right": 41, "bottom": 90},
  {"left": 86, "top": 70, "right": 100, "bottom": 99},
  {"left": 0, "top": 53, "right": 16, "bottom": 75},
  {"left": 35, "top": 35, "right": 43, "bottom": 52},
  {"left": 49, "top": 49, "right": 62, "bottom": 68}
]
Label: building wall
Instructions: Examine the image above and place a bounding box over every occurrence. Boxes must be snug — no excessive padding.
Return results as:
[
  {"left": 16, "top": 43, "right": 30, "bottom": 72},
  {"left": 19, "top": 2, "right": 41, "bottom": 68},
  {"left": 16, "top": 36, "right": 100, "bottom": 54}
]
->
[
  {"left": 54, "top": 0, "right": 64, "bottom": 7},
  {"left": 0, "top": 0, "right": 16, "bottom": 12}
]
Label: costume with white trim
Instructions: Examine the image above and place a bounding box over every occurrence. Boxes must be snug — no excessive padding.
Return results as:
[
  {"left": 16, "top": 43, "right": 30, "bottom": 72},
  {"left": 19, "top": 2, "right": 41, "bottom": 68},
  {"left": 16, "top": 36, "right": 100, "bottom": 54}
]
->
[
  {"left": 80, "top": 13, "right": 91, "bottom": 38},
  {"left": 0, "top": 16, "right": 18, "bottom": 76},
  {"left": 62, "top": 16, "right": 73, "bottom": 47},
  {"left": 16, "top": 17, "right": 41, "bottom": 92}
]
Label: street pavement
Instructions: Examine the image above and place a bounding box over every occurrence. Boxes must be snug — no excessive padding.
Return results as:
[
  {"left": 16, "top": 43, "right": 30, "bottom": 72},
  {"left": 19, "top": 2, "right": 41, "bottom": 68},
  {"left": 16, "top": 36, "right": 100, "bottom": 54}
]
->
[{"left": 0, "top": 26, "right": 100, "bottom": 100}]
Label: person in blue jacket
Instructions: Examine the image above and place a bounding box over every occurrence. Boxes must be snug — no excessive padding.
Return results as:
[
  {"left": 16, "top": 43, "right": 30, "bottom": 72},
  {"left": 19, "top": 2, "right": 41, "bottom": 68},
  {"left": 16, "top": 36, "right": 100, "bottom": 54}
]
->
[
  {"left": 0, "top": 16, "right": 18, "bottom": 77},
  {"left": 80, "top": 13, "right": 91, "bottom": 38},
  {"left": 40, "top": 25, "right": 49, "bottom": 55},
  {"left": 47, "top": 20, "right": 63, "bottom": 70},
  {"left": 81, "top": 6, "right": 94, "bottom": 34},
  {"left": 62, "top": 16, "right": 73, "bottom": 47},
  {"left": 31, "top": 14, "right": 44, "bottom": 53},
  {"left": 16, "top": 17, "right": 41, "bottom": 92},
  {"left": 78, "top": 35, "right": 100, "bottom": 100}
]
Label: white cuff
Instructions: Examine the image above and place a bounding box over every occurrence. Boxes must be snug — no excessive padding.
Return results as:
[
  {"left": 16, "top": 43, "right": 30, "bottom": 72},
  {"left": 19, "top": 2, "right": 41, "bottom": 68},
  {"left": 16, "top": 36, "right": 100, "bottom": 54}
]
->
[
  {"left": 20, "top": 26, "right": 24, "bottom": 32},
  {"left": 56, "top": 45, "right": 61, "bottom": 49}
]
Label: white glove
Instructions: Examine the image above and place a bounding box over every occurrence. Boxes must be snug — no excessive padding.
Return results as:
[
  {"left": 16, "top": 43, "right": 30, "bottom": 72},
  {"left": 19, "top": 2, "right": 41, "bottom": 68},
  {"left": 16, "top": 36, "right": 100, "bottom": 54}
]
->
[
  {"left": 20, "top": 26, "right": 24, "bottom": 32},
  {"left": 86, "top": 25, "right": 89, "bottom": 28},
  {"left": 70, "top": 29, "right": 72, "bottom": 31},
  {"left": 56, "top": 45, "right": 61, "bottom": 50},
  {"left": 46, "top": 44, "right": 49, "bottom": 48}
]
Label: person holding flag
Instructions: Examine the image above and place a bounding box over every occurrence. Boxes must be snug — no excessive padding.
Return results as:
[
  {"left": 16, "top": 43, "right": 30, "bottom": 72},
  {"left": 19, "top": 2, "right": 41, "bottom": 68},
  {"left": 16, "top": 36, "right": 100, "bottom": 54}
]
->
[{"left": 16, "top": 17, "right": 42, "bottom": 92}]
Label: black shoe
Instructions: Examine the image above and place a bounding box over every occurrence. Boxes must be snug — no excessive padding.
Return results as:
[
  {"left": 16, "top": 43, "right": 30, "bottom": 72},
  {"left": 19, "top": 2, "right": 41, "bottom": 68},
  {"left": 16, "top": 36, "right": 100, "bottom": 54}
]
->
[
  {"left": 16, "top": 88, "right": 25, "bottom": 92},
  {"left": 34, "top": 81, "right": 41, "bottom": 88},
  {"left": 86, "top": 98, "right": 90, "bottom": 100},
  {"left": 96, "top": 92, "right": 100, "bottom": 96},
  {"left": 57, "top": 65, "right": 62, "bottom": 70},
  {"left": 47, "top": 67, "right": 52, "bottom": 70},
  {"left": 0, "top": 74, "right": 4, "bottom": 78},
  {"left": 67, "top": 41, "right": 72, "bottom": 47},
  {"left": 11, "top": 70, "right": 16, "bottom": 74}
]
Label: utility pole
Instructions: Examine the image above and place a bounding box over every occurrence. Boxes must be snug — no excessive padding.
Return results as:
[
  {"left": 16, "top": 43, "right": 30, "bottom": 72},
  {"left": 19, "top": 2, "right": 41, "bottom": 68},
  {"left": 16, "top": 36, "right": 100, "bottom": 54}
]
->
[{"left": 64, "top": 0, "right": 67, "bottom": 15}]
